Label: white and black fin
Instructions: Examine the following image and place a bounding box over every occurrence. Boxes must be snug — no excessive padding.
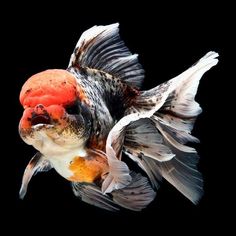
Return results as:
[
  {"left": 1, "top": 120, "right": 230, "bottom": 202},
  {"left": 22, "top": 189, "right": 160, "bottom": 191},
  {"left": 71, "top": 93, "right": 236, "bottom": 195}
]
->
[
  {"left": 156, "top": 147, "right": 203, "bottom": 204},
  {"left": 125, "top": 151, "right": 203, "bottom": 204},
  {"left": 127, "top": 51, "right": 219, "bottom": 115},
  {"left": 112, "top": 172, "right": 156, "bottom": 211},
  {"left": 71, "top": 182, "right": 120, "bottom": 211},
  {"left": 122, "top": 115, "right": 203, "bottom": 204},
  {"left": 72, "top": 172, "right": 156, "bottom": 211},
  {"left": 122, "top": 51, "right": 218, "bottom": 164},
  {"left": 102, "top": 115, "right": 170, "bottom": 194},
  {"left": 19, "top": 152, "right": 52, "bottom": 199},
  {"left": 123, "top": 117, "right": 203, "bottom": 203},
  {"left": 123, "top": 118, "right": 169, "bottom": 189},
  {"left": 147, "top": 52, "right": 218, "bottom": 153},
  {"left": 103, "top": 112, "right": 172, "bottom": 194},
  {"left": 68, "top": 23, "right": 144, "bottom": 88},
  {"left": 102, "top": 122, "right": 132, "bottom": 194},
  {"left": 153, "top": 119, "right": 198, "bottom": 153},
  {"left": 125, "top": 151, "right": 162, "bottom": 190},
  {"left": 107, "top": 52, "right": 218, "bottom": 203},
  {"left": 125, "top": 118, "right": 175, "bottom": 162},
  {"left": 101, "top": 158, "right": 132, "bottom": 194}
]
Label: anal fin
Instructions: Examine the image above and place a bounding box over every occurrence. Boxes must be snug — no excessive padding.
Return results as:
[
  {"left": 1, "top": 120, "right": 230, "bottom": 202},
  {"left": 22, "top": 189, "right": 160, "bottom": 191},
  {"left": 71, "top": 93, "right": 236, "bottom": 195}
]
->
[
  {"left": 72, "top": 172, "right": 156, "bottom": 211},
  {"left": 112, "top": 172, "right": 156, "bottom": 211},
  {"left": 72, "top": 182, "right": 120, "bottom": 211}
]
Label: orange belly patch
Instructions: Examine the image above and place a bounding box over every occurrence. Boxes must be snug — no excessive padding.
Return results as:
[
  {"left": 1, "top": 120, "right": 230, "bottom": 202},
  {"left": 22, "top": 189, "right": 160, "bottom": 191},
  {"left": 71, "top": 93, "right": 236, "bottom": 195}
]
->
[{"left": 68, "top": 155, "right": 109, "bottom": 183}]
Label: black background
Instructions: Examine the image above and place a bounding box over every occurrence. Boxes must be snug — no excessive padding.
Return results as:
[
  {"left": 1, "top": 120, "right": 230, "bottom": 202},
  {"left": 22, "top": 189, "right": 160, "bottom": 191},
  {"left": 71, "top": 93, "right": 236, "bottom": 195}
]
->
[{"left": 2, "top": 2, "right": 233, "bottom": 234}]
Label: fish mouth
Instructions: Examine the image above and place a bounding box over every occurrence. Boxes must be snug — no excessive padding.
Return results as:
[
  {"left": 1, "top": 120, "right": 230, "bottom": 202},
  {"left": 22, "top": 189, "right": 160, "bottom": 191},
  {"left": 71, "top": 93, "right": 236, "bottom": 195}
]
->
[
  {"left": 30, "top": 113, "right": 55, "bottom": 130},
  {"left": 31, "top": 113, "right": 51, "bottom": 126}
]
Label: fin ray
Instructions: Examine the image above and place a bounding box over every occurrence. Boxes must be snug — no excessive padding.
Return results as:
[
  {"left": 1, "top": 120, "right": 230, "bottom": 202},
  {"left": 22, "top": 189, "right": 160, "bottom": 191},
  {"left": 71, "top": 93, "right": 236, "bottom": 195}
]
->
[
  {"left": 112, "top": 172, "right": 156, "bottom": 211},
  {"left": 19, "top": 152, "right": 52, "bottom": 199},
  {"left": 68, "top": 23, "right": 144, "bottom": 88},
  {"left": 72, "top": 182, "right": 120, "bottom": 211}
]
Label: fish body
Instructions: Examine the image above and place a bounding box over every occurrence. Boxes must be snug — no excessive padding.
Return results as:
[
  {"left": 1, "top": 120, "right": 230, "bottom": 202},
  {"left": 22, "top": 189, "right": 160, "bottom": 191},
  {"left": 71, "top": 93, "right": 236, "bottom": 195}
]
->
[{"left": 19, "top": 23, "right": 218, "bottom": 211}]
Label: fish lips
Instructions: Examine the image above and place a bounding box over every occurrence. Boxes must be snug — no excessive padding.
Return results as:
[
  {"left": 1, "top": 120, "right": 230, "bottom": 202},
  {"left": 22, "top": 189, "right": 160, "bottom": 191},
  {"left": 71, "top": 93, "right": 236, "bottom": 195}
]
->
[
  {"left": 32, "top": 123, "right": 54, "bottom": 130},
  {"left": 19, "top": 123, "right": 55, "bottom": 141}
]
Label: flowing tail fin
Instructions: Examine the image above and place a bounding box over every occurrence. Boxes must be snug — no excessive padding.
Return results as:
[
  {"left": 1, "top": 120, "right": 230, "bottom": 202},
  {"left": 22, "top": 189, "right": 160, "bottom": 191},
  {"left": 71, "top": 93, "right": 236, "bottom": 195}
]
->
[
  {"left": 127, "top": 51, "right": 218, "bottom": 115},
  {"left": 104, "top": 52, "right": 218, "bottom": 203}
]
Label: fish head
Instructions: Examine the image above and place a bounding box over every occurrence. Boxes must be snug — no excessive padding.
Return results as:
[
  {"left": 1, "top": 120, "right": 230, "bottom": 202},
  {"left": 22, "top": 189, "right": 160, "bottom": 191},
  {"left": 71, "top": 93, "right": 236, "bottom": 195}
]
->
[{"left": 19, "top": 69, "right": 91, "bottom": 155}]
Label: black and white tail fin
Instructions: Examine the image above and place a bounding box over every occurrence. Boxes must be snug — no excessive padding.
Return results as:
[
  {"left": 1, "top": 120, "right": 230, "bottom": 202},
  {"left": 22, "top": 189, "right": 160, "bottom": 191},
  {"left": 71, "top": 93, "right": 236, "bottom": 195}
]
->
[
  {"left": 134, "top": 51, "right": 218, "bottom": 153},
  {"left": 68, "top": 23, "right": 144, "bottom": 88},
  {"left": 127, "top": 51, "right": 219, "bottom": 115},
  {"left": 104, "top": 52, "right": 218, "bottom": 202}
]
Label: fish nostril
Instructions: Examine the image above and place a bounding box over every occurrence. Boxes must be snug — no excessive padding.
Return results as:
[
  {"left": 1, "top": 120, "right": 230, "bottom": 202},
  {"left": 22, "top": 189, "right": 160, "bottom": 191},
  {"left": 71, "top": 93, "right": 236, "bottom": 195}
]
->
[
  {"left": 35, "top": 104, "right": 44, "bottom": 110},
  {"left": 31, "top": 114, "right": 51, "bottom": 126}
]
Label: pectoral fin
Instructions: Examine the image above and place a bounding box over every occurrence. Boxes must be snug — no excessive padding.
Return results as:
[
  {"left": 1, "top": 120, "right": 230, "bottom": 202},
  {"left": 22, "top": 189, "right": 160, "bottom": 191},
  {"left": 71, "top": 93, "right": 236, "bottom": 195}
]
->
[{"left": 19, "top": 152, "right": 52, "bottom": 199}]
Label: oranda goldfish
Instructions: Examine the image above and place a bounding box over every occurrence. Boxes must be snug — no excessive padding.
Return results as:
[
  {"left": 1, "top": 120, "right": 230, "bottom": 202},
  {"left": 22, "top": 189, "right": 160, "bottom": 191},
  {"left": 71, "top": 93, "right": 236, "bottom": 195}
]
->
[{"left": 19, "top": 23, "right": 218, "bottom": 211}]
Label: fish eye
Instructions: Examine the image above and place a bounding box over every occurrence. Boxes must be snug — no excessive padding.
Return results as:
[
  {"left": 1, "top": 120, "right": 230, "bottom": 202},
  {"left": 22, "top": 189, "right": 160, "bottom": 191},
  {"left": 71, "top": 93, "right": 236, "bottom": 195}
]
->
[{"left": 66, "top": 101, "right": 80, "bottom": 115}]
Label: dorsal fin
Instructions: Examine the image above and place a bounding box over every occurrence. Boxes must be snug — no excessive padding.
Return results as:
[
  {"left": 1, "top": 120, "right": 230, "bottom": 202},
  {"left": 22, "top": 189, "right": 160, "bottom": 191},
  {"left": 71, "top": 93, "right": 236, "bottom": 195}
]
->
[{"left": 68, "top": 23, "right": 144, "bottom": 88}]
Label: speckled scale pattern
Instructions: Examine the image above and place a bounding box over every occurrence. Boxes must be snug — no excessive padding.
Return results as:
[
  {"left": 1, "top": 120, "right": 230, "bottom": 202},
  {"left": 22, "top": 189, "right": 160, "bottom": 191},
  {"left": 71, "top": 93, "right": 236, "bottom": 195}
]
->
[{"left": 68, "top": 66, "right": 138, "bottom": 150}]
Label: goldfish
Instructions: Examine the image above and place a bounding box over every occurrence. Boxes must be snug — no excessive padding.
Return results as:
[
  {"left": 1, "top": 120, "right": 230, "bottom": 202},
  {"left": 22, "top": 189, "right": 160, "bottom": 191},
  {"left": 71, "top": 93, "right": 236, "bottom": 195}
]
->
[{"left": 19, "top": 23, "right": 218, "bottom": 211}]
